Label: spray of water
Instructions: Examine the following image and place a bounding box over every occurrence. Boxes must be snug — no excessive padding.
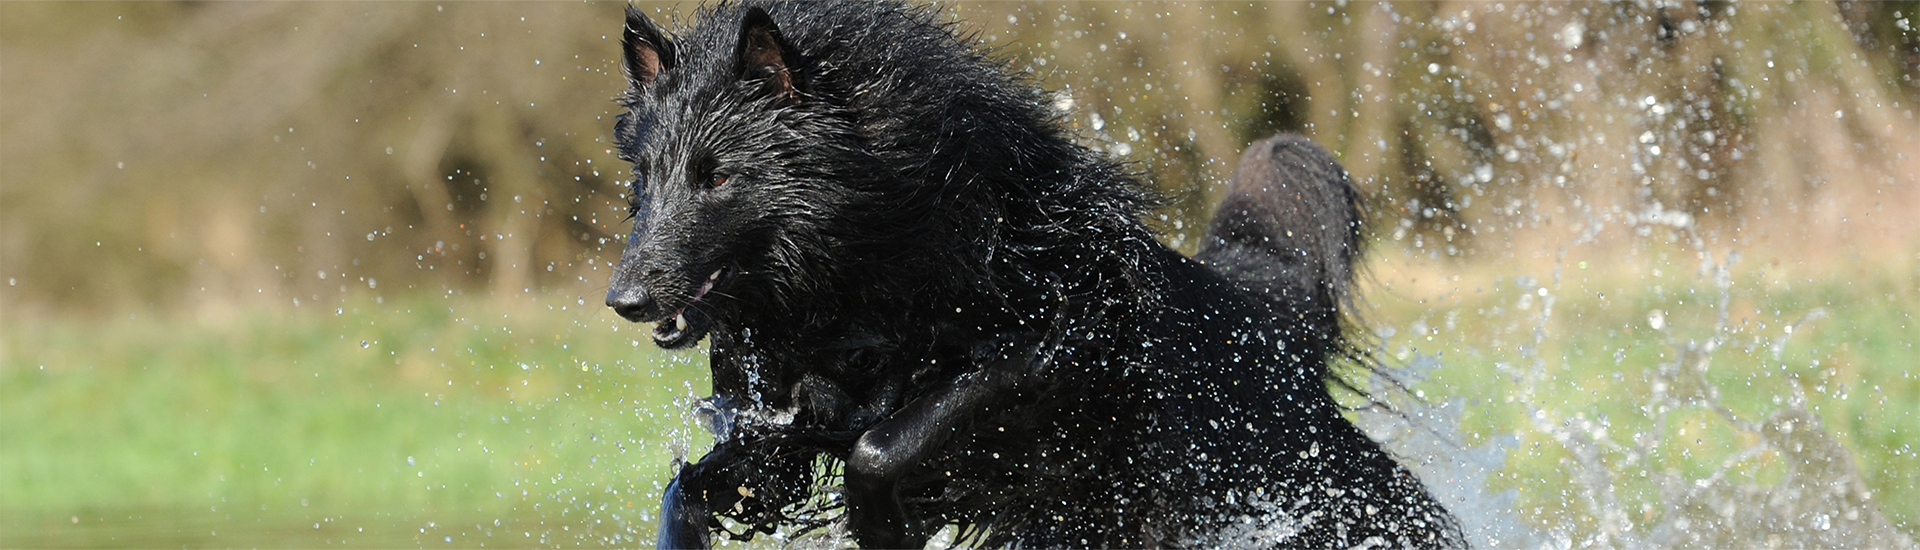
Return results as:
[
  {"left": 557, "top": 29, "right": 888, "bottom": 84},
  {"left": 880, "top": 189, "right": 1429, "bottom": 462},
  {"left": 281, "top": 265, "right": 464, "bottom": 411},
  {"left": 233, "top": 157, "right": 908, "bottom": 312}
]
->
[{"left": 1361, "top": 215, "right": 1917, "bottom": 549}]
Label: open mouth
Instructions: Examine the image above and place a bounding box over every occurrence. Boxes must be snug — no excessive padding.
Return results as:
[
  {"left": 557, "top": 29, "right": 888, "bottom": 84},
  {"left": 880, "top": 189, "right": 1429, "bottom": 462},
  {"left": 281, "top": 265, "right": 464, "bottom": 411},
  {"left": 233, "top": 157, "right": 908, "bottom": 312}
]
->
[{"left": 651, "top": 267, "right": 726, "bottom": 348}]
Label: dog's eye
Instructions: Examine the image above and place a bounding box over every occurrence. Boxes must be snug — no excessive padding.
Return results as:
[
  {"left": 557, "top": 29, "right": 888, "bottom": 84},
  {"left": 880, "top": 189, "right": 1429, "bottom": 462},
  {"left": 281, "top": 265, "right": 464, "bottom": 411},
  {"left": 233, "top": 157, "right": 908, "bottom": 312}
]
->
[{"left": 708, "top": 172, "right": 729, "bottom": 188}]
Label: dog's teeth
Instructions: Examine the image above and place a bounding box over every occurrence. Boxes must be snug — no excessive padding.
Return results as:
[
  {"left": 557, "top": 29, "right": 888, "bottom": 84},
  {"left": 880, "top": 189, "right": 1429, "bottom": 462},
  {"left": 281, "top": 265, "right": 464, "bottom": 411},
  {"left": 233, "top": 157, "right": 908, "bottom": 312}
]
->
[
  {"left": 709, "top": 269, "right": 723, "bottom": 282},
  {"left": 675, "top": 313, "right": 688, "bottom": 332}
]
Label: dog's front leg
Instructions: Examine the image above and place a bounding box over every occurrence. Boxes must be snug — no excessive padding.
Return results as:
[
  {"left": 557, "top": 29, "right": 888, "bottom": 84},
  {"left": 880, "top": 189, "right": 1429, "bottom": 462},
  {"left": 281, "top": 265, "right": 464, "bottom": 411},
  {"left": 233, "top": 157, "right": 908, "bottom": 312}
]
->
[
  {"left": 654, "top": 440, "right": 759, "bottom": 550},
  {"left": 845, "top": 367, "right": 1018, "bottom": 549},
  {"left": 655, "top": 396, "right": 745, "bottom": 550},
  {"left": 656, "top": 457, "right": 714, "bottom": 550}
]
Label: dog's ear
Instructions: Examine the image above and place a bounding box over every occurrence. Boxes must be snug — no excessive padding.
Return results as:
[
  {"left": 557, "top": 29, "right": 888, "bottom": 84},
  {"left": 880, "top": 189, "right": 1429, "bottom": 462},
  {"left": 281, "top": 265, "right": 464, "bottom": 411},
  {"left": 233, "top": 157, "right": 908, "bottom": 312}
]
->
[
  {"left": 734, "top": 7, "right": 800, "bottom": 104},
  {"left": 623, "top": 4, "right": 675, "bottom": 89}
]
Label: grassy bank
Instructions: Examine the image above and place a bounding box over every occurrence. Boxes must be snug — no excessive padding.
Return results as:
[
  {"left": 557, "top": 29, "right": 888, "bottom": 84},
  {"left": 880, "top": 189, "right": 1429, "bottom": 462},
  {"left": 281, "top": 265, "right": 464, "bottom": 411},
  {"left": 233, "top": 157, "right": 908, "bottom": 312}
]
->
[{"left": 1, "top": 292, "right": 708, "bottom": 547}]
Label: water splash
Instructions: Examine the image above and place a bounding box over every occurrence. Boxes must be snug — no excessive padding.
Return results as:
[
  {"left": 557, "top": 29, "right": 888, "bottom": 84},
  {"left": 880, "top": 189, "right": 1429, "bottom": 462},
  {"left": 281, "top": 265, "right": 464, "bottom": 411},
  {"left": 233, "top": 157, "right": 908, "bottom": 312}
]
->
[{"left": 1364, "top": 229, "right": 1917, "bottom": 548}]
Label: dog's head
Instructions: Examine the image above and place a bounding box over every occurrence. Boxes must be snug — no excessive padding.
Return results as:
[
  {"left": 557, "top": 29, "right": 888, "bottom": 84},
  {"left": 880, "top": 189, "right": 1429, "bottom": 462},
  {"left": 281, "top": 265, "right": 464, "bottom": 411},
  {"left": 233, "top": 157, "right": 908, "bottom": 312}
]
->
[{"left": 605, "top": 5, "right": 877, "bottom": 349}]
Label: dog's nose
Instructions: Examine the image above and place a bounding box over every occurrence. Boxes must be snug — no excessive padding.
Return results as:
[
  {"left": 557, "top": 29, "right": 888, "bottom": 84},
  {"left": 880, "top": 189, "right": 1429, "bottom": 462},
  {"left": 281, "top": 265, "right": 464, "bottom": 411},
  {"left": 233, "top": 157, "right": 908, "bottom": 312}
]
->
[{"left": 606, "top": 287, "right": 656, "bottom": 322}]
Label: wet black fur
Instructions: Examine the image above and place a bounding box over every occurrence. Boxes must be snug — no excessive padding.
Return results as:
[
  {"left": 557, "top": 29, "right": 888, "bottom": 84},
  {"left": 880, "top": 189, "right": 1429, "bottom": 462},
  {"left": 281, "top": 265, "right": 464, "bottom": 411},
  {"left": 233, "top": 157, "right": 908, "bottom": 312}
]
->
[{"left": 605, "top": 1, "right": 1462, "bottom": 547}]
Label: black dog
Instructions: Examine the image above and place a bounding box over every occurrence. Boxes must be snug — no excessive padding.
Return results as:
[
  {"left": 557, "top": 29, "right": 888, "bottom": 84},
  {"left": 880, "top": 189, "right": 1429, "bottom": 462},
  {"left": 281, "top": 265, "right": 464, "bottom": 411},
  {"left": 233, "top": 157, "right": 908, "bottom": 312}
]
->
[{"left": 605, "top": 1, "right": 1462, "bottom": 547}]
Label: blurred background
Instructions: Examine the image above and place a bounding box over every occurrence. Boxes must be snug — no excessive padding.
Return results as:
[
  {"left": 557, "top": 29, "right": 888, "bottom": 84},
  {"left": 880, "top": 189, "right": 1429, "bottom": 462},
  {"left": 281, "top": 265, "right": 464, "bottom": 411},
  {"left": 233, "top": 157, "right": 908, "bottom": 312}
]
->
[{"left": 2, "top": 1, "right": 1915, "bottom": 547}]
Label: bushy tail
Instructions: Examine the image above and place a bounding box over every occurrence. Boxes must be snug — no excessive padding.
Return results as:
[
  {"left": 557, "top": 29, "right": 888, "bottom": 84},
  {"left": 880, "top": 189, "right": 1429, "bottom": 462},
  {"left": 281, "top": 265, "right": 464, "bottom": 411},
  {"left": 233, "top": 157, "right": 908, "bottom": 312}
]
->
[{"left": 1194, "top": 134, "right": 1363, "bottom": 351}]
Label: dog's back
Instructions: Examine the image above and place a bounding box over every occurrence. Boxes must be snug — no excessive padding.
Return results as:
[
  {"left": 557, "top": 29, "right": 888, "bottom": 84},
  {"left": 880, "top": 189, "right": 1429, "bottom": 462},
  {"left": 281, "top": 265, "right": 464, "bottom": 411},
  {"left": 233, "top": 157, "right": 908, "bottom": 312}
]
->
[
  {"left": 1160, "top": 135, "right": 1464, "bottom": 547},
  {"left": 925, "top": 135, "right": 1459, "bottom": 547}
]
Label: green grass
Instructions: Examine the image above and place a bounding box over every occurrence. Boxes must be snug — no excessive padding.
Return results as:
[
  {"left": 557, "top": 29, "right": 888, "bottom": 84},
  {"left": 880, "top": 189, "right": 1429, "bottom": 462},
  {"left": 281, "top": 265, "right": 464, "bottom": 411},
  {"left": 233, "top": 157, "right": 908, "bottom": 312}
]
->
[
  {"left": 3, "top": 265, "right": 1915, "bottom": 547},
  {"left": 1, "top": 292, "right": 710, "bottom": 547},
  {"left": 1364, "top": 259, "right": 1920, "bottom": 542}
]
